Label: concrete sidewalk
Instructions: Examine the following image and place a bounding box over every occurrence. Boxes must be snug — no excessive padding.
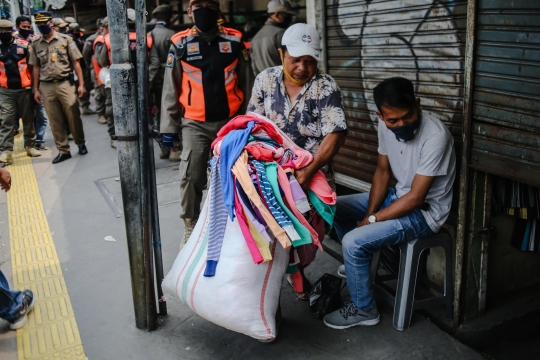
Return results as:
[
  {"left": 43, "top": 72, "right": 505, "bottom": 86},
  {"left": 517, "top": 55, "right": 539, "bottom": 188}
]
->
[{"left": 0, "top": 112, "right": 482, "bottom": 360}]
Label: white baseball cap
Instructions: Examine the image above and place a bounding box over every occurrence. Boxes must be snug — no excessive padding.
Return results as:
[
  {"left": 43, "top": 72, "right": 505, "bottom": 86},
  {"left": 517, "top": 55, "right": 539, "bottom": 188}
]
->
[
  {"left": 267, "top": 1, "right": 298, "bottom": 15},
  {"left": 127, "top": 8, "right": 136, "bottom": 23},
  {"left": 281, "top": 23, "right": 321, "bottom": 60}
]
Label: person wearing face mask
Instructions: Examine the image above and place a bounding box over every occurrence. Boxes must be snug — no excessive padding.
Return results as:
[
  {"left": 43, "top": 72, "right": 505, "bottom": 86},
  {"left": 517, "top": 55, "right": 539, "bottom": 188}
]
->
[
  {"left": 161, "top": 0, "right": 252, "bottom": 249},
  {"left": 16, "top": 15, "right": 50, "bottom": 152},
  {"left": 68, "top": 22, "right": 94, "bottom": 115},
  {"left": 248, "top": 23, "right": 347, "bottom": 303},
  {"left": 29, "top": 11, "right": 88, "bottom": 164},
  {"left": 323, "top": 77, "right": 456, "bottom": 330},
  {"left": 148, "top": 5, "right": 179, "bottom": 161},
  {"left": 250, "top": 0, "right": 297, "bottom": 77},
  {"left": 0, "top": 19, "right": 40, "bottom": 164},
  {"left": 52, "top": 18, "right": 68, "bottom": 34},
  {"left": 98, "top": 9, "right": 153, "bottom": 149},
  {"left": 82, "top": 18, "right": 107, "bottom": 124}
]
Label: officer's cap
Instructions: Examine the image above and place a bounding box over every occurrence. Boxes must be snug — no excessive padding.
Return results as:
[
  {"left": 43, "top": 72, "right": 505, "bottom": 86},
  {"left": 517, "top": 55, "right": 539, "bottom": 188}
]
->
[
  {"left": 189, "top": 0, "right": 220, "bottom": 7},
  {"left": 69, "top": 23, "right": 85, "bottom": 32},
  {"left": 96, "top": 18, "right": 103, "bottom": 28},
  {"left": 64, "top": 16, "right": 77, "bottom": 24},
  {"left": 35, "top": 11, "right": 53, "bottom": 24},
  {"left": 153, "top": 5, "right": 172, "bottom": 15},
  {"left": 102, "top": 17, "right": 109, "bottom": 26},
  {"left": 53, "top": 18, "right": 68, "bottom": 27},
  {"left": 0, "top": 19, "right": 14, "bottom": 30}
]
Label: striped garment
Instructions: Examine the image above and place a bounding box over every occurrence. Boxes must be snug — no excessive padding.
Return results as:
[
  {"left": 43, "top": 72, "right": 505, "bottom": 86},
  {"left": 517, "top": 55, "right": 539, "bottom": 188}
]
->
[
  {"left": 251, "top": 160, "right": 301, "bottom": 242},
  {"left": 204, "top": 157, "right": 229, "bottom": 277}
]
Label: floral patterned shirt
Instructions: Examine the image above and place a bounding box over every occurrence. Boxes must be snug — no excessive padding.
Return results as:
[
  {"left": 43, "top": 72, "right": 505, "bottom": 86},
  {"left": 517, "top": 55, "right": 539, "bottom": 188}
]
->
[{"left": 247, "top": 66, "right": 348, "bottom": 156}]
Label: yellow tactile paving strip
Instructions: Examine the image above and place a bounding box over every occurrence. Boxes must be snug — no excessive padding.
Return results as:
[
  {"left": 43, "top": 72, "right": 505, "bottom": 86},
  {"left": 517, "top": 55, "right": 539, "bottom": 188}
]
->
[{"left": 7, "top": 135, "right": 86, "bottom": 360}]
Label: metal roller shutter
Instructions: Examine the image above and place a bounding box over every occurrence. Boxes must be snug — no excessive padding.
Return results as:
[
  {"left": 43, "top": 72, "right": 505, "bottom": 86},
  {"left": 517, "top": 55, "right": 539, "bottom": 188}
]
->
[
  {"left": 325, "top": 0, "right": 467, "bottom": 186},
  {"left": 469, "top": 0, "right": 540, "bottom": 187}
]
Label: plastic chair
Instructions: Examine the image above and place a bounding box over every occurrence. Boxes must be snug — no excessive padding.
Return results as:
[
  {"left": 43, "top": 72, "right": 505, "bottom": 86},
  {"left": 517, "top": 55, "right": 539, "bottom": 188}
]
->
[{"left": 372, "top": 230, "right": 454, "bottom": 331}]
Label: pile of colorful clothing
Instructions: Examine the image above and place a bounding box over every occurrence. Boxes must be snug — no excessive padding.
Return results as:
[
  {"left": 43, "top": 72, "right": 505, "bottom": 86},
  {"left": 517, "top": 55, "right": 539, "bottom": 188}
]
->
[{"left": 203, "top": 113, "right": 337, "bottom": 277}]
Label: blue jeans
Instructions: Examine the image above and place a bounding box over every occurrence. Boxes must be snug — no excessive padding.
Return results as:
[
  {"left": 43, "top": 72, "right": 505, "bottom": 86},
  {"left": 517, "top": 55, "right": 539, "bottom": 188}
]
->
[
  {"left": 0, "top": 269, "right": 23, "bottom": 321},
  {"left": 35, "top": 101, "right": 49, "bottom": 145},
  {"left": 334, "top": 189, "right": 434, "bottom": 312}
]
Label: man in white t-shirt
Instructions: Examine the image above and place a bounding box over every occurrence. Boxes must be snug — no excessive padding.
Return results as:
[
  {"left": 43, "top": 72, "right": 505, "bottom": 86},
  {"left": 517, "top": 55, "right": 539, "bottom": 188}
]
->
[{"left": 324, "top": 77, "right": 456, "bottom": 329}]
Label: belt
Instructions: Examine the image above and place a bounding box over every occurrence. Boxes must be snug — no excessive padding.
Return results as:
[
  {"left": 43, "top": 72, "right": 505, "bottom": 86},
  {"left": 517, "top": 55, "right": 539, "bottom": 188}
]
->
[{"left": 41, "top": 78, "right": 69, "bottom": 83}]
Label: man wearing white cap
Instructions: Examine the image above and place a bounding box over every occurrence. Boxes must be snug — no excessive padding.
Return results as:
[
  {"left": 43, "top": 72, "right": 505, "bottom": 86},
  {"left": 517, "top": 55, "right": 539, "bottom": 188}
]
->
[
  {"left": 250, "top": 0, "right": 297, "bottom": 76},
  {"left": 248, "top": 23, "right": 347, "bottom": 300}
]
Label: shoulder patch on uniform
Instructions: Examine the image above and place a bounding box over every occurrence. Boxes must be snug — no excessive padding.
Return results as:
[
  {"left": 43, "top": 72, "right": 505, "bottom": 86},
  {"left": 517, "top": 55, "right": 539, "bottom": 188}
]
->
[
  {"left": 242, "top": 49, "right": 250, "bottom": 62},
  {"left": 166, "top": 53, "right": 174, "bottom": 67},
  {"left": 17, "top": 48, "right": 24, "bottom": 54},
  {"left": 70, "top": 43, "right": 76, "bottom": 49},
  {"left": 219, "top": 42, "right": 232, "bottom": 53}
]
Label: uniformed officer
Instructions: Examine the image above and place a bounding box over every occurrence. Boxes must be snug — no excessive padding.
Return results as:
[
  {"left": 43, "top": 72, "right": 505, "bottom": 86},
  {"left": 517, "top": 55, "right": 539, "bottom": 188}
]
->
[
  {"left": 63, "top": 17, "right": 77, "bottom": 26},
  {"left": 98, "top": 10, "right": 152, "bottom": 149},
  {"left": 68, "top": 22, "right": 94, "bottom": 115},
  {"left": 148, "top": 4, "right": 178, "bottom": 161},
  {"left": 15, "top": 15, "right": 50, "bottom": 151},
  {"left": 83, "top": 18, "right": 106, "bottom": 124},
  {"left": 0, "top": 19, "right": 40, "bottom": 164},
  {"left": 161, "top": 0, "right": 252, "bottom": 248},
  {"left": 29, "top": 11, "right": 88, "bottom": 164}
]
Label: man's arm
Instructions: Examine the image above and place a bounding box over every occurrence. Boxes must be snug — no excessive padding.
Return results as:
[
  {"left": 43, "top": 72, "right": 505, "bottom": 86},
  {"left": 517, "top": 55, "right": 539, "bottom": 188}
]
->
[
  {"left": 82, "top": 40, "right": 93, "bottom": 66},
  {"left": 372, "top": 174, "right": 435, "bottom": 223},
  {"left": 160, "top": 46, "right": 183, "bottom": 134},
  {"left": 236, "top": 45, "right": 253, "bottom": 115},
  {"left": 295, "top": 131, "right": 346, "bottom": 190},
  {"left": 72, "top": 60, "right": 86, "bottom": 97},
  {"left": 32, "top": 65, "right": 42, "bottom": 104},
  {"left": 97, "top": 43, "right": 110, "bottom": 68}
]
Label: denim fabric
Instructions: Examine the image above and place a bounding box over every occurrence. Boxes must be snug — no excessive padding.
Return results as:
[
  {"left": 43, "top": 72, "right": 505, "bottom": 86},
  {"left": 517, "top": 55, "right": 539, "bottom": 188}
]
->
[
  {"left": 35, "top": 101, "right": 49, "bottom": 144},
  {"left": 0, "top": 269, "right": 23, "bottom": 321},
  {"left": 334, "top": 189, "right": 434, "bottom": 312}
]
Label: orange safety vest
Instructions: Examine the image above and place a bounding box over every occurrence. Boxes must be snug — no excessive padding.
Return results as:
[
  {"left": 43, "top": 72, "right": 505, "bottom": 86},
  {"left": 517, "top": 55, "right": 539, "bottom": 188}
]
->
[
  {"left": 0, "top": 38, "right": 32, "bottom": 89},
  {"left": 104, "top": 32, "right": 153, "bottom": 65},
  {"left": 92, "top": 35, "right": 105, "bottom": 86},
  {"left": 170, "top": 26, "right": 244, "bottom": 122}
]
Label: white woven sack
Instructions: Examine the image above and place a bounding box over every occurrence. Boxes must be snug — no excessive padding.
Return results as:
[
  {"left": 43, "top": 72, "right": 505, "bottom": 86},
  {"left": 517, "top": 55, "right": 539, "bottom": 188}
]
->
[{"left": 162, "top": 195, "right": 289, "bottom": 341}]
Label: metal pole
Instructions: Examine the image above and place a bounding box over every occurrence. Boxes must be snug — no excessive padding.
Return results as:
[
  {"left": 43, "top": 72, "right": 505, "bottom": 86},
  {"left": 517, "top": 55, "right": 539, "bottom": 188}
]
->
[
  {"left": 455, "top": 0, "right": 478, "bottom": 325},
  {"left": 106, "top": 0, "right": 149, "bottom": 330},
  {"left": 135, "top": 0, "right": 158, "bottom": 331}
]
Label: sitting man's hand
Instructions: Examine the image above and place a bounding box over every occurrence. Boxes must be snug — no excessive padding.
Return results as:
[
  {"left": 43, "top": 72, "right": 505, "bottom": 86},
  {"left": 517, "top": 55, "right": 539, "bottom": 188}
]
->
[
  {"left": 162, "top": 133, "right": 179, "bottom": 150},
  {"left": 356, "top": 217, "right": 370, "bottom": 228}
]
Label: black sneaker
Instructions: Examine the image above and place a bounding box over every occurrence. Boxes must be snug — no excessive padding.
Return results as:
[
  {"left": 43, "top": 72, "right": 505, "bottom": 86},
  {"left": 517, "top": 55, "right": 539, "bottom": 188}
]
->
[{"left": 8, "top": 289, "right": 35, "bottom": 330}]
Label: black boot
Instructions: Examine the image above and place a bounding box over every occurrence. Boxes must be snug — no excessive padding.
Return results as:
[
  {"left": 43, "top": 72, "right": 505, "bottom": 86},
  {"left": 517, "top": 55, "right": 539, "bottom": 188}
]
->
[
  {"left": 78, "top": 145, "right": 88, "bottom": 155},
  {"left": 52, "top": 153, "right": 72, "bottom": 164}
]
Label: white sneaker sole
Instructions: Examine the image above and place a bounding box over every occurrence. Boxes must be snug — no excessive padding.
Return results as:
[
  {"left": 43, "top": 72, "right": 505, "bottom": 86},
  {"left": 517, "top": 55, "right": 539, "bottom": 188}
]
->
[
  {"left": 323, "top": 315, "right": 380, "bottom": 330},
  {"left": 9, "top": 295, "right": 36, "bottom": 330}
]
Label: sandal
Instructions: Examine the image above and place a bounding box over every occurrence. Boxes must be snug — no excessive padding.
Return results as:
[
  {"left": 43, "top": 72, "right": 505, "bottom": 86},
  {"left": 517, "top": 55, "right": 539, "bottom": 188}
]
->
[{"left": 286, "top": 274, "right": 311, "bottom": 301}]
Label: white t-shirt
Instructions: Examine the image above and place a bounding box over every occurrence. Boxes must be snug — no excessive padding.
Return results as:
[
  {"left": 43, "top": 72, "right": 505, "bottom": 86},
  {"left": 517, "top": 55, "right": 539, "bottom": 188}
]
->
[{"left": 378, "top": 112, "right": 456, "bottom": 233}]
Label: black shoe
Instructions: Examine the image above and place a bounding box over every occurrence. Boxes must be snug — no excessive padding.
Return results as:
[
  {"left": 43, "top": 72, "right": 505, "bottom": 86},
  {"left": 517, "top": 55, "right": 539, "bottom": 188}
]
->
[
  {"left": 35, "top": 143, "right": 49, "bottom": 151},
  {"left": 52, "top": 152, "right": 72, "bottom": 164},
  {"left": 8, "top": 289, "right": 35, "bottom": 330},
  {"left": 78, "top": 145, "right": 88, "bottom": 155}
]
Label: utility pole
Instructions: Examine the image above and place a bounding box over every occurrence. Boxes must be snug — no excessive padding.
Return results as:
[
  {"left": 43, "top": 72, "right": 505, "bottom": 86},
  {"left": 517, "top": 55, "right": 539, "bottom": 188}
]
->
[{"left": 105, "top": 0, "right": 164, "bottom": 331}]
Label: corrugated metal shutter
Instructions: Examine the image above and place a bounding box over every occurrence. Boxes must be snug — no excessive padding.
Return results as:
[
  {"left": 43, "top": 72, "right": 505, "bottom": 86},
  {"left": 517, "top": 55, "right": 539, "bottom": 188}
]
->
[
  {"left": 325, "top": 0, "right": 467, "bottom": 184},
  {"left": 469, "top": 0, "right": 540, "bottom": 187}
]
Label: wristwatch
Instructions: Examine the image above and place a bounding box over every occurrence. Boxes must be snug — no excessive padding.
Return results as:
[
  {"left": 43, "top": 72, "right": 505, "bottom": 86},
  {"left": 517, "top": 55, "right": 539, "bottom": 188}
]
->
[{"left": 368, "top": 214, "right": 377, "bottom": 224}]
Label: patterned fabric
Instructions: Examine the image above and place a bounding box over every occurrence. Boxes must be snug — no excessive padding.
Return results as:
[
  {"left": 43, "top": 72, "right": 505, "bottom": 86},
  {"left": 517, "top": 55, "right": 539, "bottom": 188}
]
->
[
  {"left": 247, "top": 66, "right": 347, "bottom": 156},
  {"left": 252, "top": 160, "right": 300, "bottom": 241},
  {"left": 204, "top": 157, "right": 229, "bottom": 277}
]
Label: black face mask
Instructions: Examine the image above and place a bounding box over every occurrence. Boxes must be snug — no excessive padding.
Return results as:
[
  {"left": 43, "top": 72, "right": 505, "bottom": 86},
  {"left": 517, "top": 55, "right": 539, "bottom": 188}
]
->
[
  {"left": 193, "top": 7, "right": 219, "bottom": 33},
  {"left": 280, "top": 16, "right": 292, "bottom": 28},
  {"left": 37, "top": 24, "right": 52, "bottom": 35},
  {"left": 19, "top": 29, "right": 33, "bottom": 38},
  {"left": 0, "top": 32, "right": 12, "bottom": 44},
  {"left": 388, "top": 112, "right": 422, "bottom": 142}
]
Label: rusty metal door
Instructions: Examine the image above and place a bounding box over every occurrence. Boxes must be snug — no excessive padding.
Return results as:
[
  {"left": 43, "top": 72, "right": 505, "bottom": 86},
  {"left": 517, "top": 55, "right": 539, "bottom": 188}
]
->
[
  {"left": 325, "top": 0, "right": 467, "bottom": 188},
  {"left": 468, "top": 0, "right": 540, "bottom": 187}
]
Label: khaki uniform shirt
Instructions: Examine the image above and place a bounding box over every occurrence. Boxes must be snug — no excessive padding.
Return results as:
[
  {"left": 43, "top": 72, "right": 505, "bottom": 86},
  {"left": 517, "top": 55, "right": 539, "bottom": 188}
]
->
[
  {"left": 29, "top": 32, "right": 83, "bottom": 81},
  {"left": 82, "top": 32, "right": 99, "bottom": 67},
  {"left": 148, "top": 23, "right": 175, "bottom": 86},
  {"left": 250, "top": 21, "right": 285, "bottom": 77}
]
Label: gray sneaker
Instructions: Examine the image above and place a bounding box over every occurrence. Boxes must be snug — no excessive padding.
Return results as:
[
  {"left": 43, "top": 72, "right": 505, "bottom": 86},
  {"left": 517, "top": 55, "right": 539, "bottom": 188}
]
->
[
  {"left": 323, "top": 302, "right": 380, "bottom": 329},
  {"left": 337, "top": 265, "right": 346, "bottom": 279}
]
